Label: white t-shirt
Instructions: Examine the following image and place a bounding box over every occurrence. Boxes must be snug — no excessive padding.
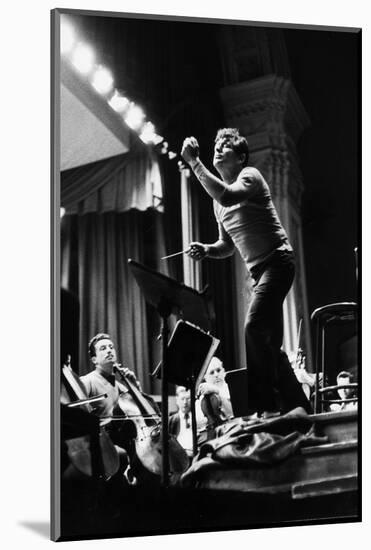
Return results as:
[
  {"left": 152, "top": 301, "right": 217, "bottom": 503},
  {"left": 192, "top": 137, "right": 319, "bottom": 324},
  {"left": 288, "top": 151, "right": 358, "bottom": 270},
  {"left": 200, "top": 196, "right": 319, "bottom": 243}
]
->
[
  {"left": 213, "top": 167, "right": 292, "bottom": 270},
  {"left": 176, "top": 411, "right": 193, "bottom": 456}
]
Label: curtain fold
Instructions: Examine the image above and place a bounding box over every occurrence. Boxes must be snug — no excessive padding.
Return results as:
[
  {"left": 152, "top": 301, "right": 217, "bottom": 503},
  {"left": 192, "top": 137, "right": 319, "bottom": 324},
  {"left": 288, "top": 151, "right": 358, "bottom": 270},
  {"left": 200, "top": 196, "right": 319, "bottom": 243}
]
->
[
  {"left": 61, "top": 148, "right": 169, "bottom": 392},
  {"left": 62, "top": 212, "right": 151, "bottom": 389},
  {"left": 61, "top": 209, "right": 178, "bottom": 392},
  {"left": 61, "top": 149, "right": 163, "bottom": 214},
  {"left": 61, "top": 153, "right": 132, "bottom": 208}
]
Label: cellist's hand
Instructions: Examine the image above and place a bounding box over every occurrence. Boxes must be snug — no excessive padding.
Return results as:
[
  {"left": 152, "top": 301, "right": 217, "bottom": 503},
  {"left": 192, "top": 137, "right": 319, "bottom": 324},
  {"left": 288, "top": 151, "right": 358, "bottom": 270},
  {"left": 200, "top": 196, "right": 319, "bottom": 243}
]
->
[{"left": 122, "top": 366, "right": 142, "bottom": 391}]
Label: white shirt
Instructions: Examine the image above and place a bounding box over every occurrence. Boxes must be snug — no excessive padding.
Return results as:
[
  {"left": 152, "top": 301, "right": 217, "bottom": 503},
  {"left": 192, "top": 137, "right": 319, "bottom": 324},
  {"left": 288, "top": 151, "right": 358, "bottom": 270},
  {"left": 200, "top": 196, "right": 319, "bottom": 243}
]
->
[
  {"left": 213, "top": 167, "right": 292, "bottom": 271},
  {"left": 176, "top": 411, "right": 193, "bottom": 456}
]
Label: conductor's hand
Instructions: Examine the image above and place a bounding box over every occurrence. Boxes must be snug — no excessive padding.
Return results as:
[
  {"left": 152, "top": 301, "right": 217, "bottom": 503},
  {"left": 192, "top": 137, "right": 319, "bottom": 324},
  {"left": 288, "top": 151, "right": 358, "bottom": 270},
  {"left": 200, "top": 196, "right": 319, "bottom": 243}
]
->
[
  {"left": 181, "top": 136, "right": 200, "bottom": 164},
  {"left": 186, "top": 242, "right": 209, "bottom": 262}
]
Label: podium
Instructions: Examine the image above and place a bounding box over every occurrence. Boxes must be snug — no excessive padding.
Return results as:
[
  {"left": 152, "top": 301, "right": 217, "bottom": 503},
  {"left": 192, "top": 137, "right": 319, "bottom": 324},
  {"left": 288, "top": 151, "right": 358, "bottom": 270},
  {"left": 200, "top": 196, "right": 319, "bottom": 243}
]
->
[{"left": 128, "top": 259, "right": 217, "bottom": 485}]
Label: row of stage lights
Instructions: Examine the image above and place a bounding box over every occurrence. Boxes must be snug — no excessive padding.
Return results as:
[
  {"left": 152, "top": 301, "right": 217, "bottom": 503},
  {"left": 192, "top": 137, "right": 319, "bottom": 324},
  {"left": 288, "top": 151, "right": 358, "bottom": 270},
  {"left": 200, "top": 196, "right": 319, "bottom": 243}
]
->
[{"left": 60, "top": 17, "right": 178, "bottom": 160}]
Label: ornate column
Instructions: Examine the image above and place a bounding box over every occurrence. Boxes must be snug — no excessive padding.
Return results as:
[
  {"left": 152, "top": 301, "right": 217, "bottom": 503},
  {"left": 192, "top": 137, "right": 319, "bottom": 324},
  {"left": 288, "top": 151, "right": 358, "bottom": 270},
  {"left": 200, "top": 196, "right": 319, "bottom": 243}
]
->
[
  {"left": 179, "top": 166, "right": 202, "bottom": 291},
  {"left": 220, "top": 74, "right": 313, "bottom": 369}
]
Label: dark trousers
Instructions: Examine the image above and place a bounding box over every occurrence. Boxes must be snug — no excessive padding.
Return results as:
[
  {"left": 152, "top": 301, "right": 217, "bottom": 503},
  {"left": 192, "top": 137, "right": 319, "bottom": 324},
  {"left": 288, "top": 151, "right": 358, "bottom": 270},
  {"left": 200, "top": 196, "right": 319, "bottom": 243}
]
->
[{"left": 245, "top": 249, "right": 310, "bottom": 414}]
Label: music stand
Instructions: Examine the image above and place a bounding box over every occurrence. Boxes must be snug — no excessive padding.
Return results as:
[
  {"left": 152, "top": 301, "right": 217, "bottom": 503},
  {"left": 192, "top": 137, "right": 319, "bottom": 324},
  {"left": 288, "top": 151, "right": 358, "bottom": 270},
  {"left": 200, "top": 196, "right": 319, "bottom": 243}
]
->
[
  {"left": 128, "top": 259, "right": 214, "bottom": 486},
  {"left": 152, "top": 320, "right": 220, "bottom": 456}
]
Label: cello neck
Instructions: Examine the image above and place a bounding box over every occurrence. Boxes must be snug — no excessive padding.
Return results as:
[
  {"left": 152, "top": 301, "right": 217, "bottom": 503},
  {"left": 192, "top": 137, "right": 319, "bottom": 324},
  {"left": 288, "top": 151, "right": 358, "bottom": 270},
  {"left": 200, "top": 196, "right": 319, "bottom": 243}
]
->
[{"left": 114, "top": 365, "right": 158, "bottom": 418}]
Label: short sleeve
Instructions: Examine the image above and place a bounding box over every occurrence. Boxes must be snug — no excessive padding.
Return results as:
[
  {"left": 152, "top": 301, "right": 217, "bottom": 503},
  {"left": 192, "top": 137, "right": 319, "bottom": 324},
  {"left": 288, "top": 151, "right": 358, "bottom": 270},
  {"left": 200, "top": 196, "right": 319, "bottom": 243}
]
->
[
  {"left": 217, "top": 167, "right": 264, "bottom": 207},
  {"left": 236, "top": 167, "right": 262, "bottom": 199}
]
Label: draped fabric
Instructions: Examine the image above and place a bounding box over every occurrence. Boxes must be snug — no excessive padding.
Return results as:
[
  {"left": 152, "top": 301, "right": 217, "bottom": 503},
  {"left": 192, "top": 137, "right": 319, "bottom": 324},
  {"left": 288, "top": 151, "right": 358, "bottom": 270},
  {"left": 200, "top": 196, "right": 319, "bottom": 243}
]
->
[
  {"left": 61, "top": 148, "right": 163, "bottom": 214},
  {"left": 60, "top": 149, "right": 169, "bottom": 393},
  {"left": 61, "top": 211, "right": 169, "bottom": 392},
  {"left": 180, "top": 414, "right": 328, "bottom": 489}
]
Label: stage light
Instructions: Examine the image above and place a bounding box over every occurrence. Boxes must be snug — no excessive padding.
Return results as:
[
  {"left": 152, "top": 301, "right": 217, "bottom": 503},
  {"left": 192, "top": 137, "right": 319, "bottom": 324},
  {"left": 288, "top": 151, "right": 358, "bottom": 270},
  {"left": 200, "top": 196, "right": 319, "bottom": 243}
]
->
[
  {"left": 60, "top": 207, "right": 66, "bottom": 218},
  {"left": 152, "top": 134, "right": 164, "bottom": 145},
  {"left": 124, "top": 104, "right": 145, "bottom": 130},
  {"left": 108, "top": 90, "right": 130, "bottom": 113},
  {"left": 91, "top": 66, "right": 114, "bottom": 95},
  {"left": 160, "top": 142, "right": 169, "bottom": 154},
  {"left": 139, "top": 122, "right": 156, "bottom": 143},
  {"left": 71, "top": 43, "right": 95, "bottom": 75},
  {"left": 60, "top": 19, "right": 76, "bottom": 55}
]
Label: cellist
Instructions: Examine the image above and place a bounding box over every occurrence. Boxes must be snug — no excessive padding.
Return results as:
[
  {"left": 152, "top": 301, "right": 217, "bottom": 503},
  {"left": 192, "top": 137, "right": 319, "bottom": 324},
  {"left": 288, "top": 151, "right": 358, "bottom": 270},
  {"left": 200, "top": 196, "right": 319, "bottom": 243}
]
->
[
  {"left": 80, "top": 332, "right": 162, "bottom": 483},
  {"left": 81, "top": 333, "right": 143, "bottom": 419}
]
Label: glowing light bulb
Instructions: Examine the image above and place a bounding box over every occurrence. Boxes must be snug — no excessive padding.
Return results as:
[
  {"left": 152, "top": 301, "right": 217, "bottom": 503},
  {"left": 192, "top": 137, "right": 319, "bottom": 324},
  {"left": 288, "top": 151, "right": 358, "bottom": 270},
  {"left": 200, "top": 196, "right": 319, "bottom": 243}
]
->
[
  {"left": 124, "top": 104, "right": 145, "bottom": 130},
  {"left": 71, "top": 43, "right": 95, "bottom": 75},
  {"left": 160, "top": 142, "right": 169, "bottom": 154},
  {"left": 139, "top": 122, "right": 156, "bottom": 143},
  {"left": 108, "top": 91, "right": 130, "bottom": 113},
  {"left": 168, "top": 151, "right": 177, "bottom": 160},
  {"left": 60, "top": 19, "right": 75, "bottom": 54},
  {"left": 91, "top": 66, "right": 114, "bottom": 95},
  {"left": 152, "top": 134, "right": 164, "bottom": 145},
  {"left": 60, "top": 207, "right": 66, "bottom": 218}
]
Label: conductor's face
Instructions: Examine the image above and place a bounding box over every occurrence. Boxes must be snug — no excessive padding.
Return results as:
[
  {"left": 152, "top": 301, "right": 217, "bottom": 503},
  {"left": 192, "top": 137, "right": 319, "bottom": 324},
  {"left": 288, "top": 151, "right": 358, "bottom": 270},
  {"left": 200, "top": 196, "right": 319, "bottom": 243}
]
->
[
  {"left": 93, "top": 338, "right": 117, "bottom": 369},
  {"left": 213, "top": 137, "right": 240, "bottom": 170}
]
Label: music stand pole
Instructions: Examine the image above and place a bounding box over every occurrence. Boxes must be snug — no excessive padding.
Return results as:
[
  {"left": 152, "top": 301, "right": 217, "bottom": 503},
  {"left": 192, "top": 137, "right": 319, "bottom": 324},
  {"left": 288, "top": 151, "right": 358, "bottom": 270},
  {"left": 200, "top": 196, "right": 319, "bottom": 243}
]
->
[
  {"left": 159, "top": 310, "right": 170, "bottom": 487},
  {"left": 189, "top": 377, "right": 198, "bottom": 457},
  {"left": 128, "top": 259, "right": 214, "bottom": 487}
]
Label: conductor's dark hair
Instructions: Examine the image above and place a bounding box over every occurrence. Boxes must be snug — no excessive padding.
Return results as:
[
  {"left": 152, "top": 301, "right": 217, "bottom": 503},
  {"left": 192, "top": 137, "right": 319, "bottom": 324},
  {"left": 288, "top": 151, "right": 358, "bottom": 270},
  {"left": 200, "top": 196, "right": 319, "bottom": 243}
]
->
[
  {"left": 215, "top": 128, "right": 249, "bottom": 166},
  {"left": 88, "top": 333, "right": 111, "bottom": 358}
]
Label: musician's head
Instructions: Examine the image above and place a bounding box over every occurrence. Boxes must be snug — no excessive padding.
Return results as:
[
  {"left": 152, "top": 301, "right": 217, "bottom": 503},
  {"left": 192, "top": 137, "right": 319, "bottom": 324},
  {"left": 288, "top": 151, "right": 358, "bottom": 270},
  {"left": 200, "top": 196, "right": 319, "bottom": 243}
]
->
[
  {"left": 88, "top": 333, "right": 117, "bottom": 370},
  {"left": 213, "top": 128, "right": 249, "bottom": 174},
  {"left": 175, "top": 386, "right": 191, "bottom": 414},
  {"left": 336, "top": 370, "right": 355, "bottom": 400},
  {"left": 205, "top": 356, "right": 225, "bottom": 387}
]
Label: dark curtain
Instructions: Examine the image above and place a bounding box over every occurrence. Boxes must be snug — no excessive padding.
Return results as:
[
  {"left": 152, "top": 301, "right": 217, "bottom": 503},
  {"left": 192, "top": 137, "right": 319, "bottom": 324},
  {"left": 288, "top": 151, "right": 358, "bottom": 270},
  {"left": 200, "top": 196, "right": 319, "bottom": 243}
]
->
[
  {"left": 61, "top": 210, "right": 171, "bottom": 393},
  {"left": 60, "top": 150, "right": 169, "bottom": 393}
]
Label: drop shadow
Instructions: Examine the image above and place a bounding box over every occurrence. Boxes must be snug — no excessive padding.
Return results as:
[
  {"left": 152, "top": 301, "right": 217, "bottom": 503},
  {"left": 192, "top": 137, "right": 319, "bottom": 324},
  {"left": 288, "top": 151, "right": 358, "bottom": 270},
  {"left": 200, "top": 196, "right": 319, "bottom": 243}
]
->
[{"left": 18, "top": 521, "right": 50, "bottom": 539}]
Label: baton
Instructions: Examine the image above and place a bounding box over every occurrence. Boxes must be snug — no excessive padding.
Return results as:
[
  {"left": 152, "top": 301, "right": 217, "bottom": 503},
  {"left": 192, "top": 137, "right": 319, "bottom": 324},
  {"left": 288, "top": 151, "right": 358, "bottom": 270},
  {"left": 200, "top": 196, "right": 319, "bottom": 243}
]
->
[{"left": 161, "top": 248, "right": 190, "bottom": 260}]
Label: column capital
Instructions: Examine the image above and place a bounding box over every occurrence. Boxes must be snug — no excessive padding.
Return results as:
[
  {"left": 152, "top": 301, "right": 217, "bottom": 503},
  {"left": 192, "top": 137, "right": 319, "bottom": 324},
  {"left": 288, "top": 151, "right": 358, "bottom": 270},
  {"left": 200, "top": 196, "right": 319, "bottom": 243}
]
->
[
  {"left": 220, "top": 75, "right": 310, "bottom": 146},
  {"left": 220, "top": 75, "right": 308, "bottom": 209}
]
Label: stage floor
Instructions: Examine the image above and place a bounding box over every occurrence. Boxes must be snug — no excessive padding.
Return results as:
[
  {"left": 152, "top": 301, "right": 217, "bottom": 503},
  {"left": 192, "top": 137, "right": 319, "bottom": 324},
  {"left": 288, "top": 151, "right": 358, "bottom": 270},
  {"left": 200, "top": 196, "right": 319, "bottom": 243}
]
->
[{"left": 59, "top": 410, "right": 359, "bottom": 541}]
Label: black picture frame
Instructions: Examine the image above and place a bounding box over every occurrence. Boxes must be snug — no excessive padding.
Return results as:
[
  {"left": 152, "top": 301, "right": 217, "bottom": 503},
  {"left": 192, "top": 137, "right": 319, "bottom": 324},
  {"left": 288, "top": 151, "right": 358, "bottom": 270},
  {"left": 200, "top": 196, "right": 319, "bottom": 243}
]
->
[{"left": 51, "top": 8, "right": 361, "bottom": 542}]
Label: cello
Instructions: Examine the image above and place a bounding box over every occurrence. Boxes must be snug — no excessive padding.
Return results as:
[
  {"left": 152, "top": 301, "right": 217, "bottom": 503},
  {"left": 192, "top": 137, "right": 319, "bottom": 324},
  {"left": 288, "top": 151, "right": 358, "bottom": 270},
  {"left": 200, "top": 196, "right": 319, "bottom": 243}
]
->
[
  {"left": 112, "top": 364, "right": 189, "bottom": 479},
  {"left": 61, "top": 361, "right": 120, "bottom": 480}
]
